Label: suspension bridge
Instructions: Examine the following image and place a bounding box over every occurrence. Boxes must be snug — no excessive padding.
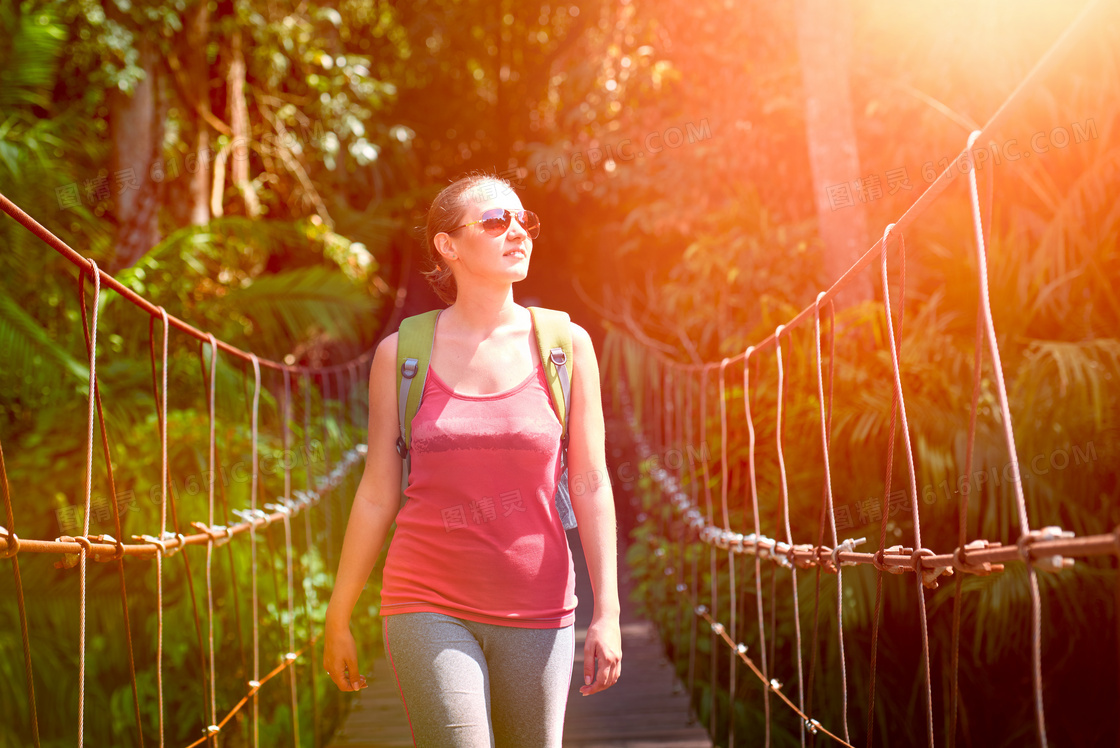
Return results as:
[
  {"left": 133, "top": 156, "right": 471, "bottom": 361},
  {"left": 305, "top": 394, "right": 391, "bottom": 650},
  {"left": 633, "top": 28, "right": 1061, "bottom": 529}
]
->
[{"left": 2, "top": 1, "right": 1118, "bottom": 746}]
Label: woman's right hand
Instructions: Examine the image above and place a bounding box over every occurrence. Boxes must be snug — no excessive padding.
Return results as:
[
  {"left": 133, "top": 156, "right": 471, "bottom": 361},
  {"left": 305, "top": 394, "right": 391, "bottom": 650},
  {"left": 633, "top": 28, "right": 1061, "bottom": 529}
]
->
[{"left": 323, "top": 623, "right": 368, "bottom": 692}]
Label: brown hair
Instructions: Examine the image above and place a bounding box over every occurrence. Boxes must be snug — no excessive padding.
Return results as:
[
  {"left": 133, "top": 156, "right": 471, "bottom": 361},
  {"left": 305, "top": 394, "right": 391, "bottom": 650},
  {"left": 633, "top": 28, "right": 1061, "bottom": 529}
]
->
[{"left": 423, "top": 172, "right": 514, "bottom": 305}]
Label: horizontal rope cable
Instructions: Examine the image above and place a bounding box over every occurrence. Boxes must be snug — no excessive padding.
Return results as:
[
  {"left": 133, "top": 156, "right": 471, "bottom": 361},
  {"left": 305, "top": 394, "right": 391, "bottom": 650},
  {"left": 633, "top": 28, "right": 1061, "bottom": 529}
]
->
[
  {"left": 620, "top": 396, "right": 1116, "bottom": 582},
  {"left": 0, "top": 446, "right": 366, "bottom": 559},
  {"left": 612, "top": 0, "right": 1104, "bottom": 372},
  {"left": 0, "top": 191, "right": 374, "bottom": 375},
  {"left": 179, "top": 633, "right": 321, "bottom": 748}
]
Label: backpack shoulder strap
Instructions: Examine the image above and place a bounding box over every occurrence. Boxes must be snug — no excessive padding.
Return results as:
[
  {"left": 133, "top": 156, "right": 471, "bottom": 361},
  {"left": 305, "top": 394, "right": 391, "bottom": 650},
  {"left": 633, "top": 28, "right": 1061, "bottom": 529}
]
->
[
  {"left": 528, "top": 307, "right": 573, "bottom": 442},
  {"left": 396, "top": 309, "right": 441, "bottom": 457}
]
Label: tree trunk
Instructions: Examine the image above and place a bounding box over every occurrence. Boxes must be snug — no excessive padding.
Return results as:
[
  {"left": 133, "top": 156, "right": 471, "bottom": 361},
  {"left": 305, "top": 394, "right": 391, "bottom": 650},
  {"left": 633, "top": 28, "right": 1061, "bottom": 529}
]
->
[
  {"left": 107, "top": 33, "right": 164, "bottom": 271},
  {"left": 182, "top": 0, "right": 211, "bottom": 226},
  {"left": 228, "top": 29, "right": 260, "bottom": 217},
  {"left": 795, "top": 0, "right": 872, "bottom": 307}
]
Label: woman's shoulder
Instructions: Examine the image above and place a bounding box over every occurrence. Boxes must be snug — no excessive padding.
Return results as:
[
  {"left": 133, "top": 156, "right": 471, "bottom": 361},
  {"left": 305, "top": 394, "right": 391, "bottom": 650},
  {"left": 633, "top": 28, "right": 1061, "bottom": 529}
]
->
[{"left": 370, "top": 332, "right": 399, "bottom": 386}]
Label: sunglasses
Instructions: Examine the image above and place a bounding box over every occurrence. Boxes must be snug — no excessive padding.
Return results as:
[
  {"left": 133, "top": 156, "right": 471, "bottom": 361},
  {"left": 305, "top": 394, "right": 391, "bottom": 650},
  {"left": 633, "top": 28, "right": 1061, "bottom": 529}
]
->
[{"left": 448, "top": 208, "right": 540, "bottom": 239}]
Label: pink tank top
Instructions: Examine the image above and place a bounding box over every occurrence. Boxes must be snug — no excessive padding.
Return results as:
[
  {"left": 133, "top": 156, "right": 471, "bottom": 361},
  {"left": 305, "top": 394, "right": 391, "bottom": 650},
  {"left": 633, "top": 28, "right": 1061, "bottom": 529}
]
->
[{"left": 379, "top": 356, "right": 578, "bottom": 629}]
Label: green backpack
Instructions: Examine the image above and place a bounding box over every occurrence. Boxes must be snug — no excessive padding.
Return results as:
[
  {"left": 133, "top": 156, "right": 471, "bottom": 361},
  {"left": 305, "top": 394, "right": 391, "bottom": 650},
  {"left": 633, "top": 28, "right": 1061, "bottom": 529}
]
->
[{"left": 394, "top": 307, "right": 577, "bottom": 530}]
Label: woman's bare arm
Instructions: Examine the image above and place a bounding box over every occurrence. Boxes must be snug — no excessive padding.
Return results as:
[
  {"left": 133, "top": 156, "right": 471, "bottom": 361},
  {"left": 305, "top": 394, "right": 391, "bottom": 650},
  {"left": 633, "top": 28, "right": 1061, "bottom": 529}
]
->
[
  {"left": 323, "top": 332, "right": 403, "bottom": 691},
  {"left": 567, "top": 322, "right": 622, "bottom": 695}
]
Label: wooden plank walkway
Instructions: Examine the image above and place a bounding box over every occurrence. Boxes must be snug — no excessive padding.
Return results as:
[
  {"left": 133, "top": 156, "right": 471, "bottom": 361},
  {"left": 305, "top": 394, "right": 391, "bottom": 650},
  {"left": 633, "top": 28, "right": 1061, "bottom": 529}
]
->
[{"left": 327, "top": 529, "right": 710, "bottom": 747}]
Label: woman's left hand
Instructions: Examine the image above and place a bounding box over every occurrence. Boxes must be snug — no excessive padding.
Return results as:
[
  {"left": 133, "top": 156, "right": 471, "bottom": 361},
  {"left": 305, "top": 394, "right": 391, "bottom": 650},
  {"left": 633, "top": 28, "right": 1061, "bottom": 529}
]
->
[{"left": 579, "top": 614, "right": 622, "bottom": 696}]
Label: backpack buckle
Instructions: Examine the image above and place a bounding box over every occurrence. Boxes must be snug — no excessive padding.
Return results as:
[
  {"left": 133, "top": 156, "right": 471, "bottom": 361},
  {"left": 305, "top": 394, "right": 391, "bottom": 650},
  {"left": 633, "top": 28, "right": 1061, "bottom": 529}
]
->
[
  {"left": 401, "top": 359, "right": 419, "bottom": 379},
  {"left": 549, "top": 348, "right": 567, "bottom": 366},
  {"left": 395, "top": 436, "right": 408, "bottom": 459}
]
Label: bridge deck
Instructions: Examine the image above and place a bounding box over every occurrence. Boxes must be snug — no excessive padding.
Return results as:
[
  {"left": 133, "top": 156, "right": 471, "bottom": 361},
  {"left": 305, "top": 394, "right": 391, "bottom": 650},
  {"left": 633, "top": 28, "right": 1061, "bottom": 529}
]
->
[{"left": 327, "top": 529, "right": 710, "bottom": 747}]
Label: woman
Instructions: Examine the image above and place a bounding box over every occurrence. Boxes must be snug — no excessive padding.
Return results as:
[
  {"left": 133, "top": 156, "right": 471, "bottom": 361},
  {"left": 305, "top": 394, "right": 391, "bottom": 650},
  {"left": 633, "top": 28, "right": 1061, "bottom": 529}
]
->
[{"left": 323, "top": 172, "right": 622, "bottom": 747}]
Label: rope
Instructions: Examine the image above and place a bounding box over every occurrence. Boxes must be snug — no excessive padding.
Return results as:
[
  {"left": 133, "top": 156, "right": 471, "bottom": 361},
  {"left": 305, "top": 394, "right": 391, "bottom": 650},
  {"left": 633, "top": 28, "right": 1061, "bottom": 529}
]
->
[
  {"left": 180, "top": 635, "right": 320, "bottom": 748},
  {"left": 281, "top": 369, "right": 301, "bottom": 748},
  {"left": 808, "top": 296, "right": 852, "bottom": 745},
  {"left": 775, "top": 328, "right": 808, "bottom": 746},
  {"left": 878, "top": 225, "right": 937, "bottom": 748},
  {"left": 303, "top": 372, "right": 322, "bottom": 748},
  {"left": 250, "top": 353, "right": 262, "bottom": 748},
  {"left": 717, "top": 359, "right": 739, "bottom": 748},
  {"left": 864, "top": 231, "right": 905, "bottom": 747},
  {"left": 203, "top": 333, "right": 219, "bottom": 748},
  {"left": 77, "top": 258, "right": 99, "bottom": 748},
  {"left": 965, "top": 128, "right": 1048, "bottom": 747},
  {"left": 622, "top": 381, "right": 849, "bottom": 747},
  {"left": 684, "top": 366, "right": 699, "bottom": 723},
  {"left": 696, "top": 368, "right": 720, "bottom": 738},
  {"left": 742, "top": 347, "right": 771, "bottom": 746},
  {"left": 147, "top": 306, "right": 170, "bottom": 748},
  {"left": 805, "top": 297, "right": 835, "bottom": 744},
  {"left": 0, "top": 193, "right": 374, "bottom": 376},
  {"left": 78, "top": 270, "right": 144, "bottom": 746},
  {"left": 0, "top": 434, "right": 39, "bottom": 747},
  {"left": 949, "top": 158, "right": 992, "bottom": 748}
]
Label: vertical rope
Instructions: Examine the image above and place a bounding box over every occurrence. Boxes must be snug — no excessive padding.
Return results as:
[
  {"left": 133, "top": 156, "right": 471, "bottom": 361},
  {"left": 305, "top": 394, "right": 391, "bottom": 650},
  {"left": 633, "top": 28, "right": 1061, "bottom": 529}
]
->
[
  {"left": 718, "top": 359, "right": 738, "bottom": 748},
  {"left": 949, "top": 158, "right": 991, "bottom": 747},
  {"left": 879, "top": 225, "right": 936, "bottom": 748},
  {"left": 203, "top": 334, "right": 219, "bottom": 746},
  {"left": 321, "top": 372, "right": 334, "bottom": 574},
  {"left": 810, "top": 295, "right": 851, "bottom": 743},
  {"left": 250, "top": 354, "right": 262, "bottom": 748},
  {"left": 949, "top": 309, "right": 984, "bottom": 748},
  {"left": 743, "top": 347, "right": 771, "bottom": 747},
  {"left": 145, "top": 307, "right": 170, "bottom": 748},
  {"left": 806, "top": 299, "right": 835, "bottom": 744},
  {"left": 0, "top": 435, "right": 39, "bottom": 748},
  {"left": 865, "top": 232, "right": 906, "bottom": 747},
  {"left": 78, "top": 270, "right": 144, "bottom": 746},
  {"left": 965, "top": 129, "right": 1046, "bottom": 747},
  {"left": 77, "top": 259, "right": 99, "bottom": 748},
  {"left": 283, "top": 369, "right": 301, "bottom": 748},
  {"left": 671, "top": 366, "right": 686, "bottom": 670},
  {"left": 684, "top": 368, "right": 700, "bottom": 723},
  {"left": 303, "top": 372, "right": 322, "bottom": 748},
  {"left": 775, "top": 327, "right": 808, "bottom": 747},
  {"left": 698, "top": 368, "right": 719, "bottom": 738}
]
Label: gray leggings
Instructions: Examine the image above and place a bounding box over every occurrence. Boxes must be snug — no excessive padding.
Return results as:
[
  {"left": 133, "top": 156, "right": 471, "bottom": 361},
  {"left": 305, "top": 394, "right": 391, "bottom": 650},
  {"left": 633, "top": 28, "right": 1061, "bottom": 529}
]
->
[{"left": 382, "top": 611, "right": 575, "bottom": 747}]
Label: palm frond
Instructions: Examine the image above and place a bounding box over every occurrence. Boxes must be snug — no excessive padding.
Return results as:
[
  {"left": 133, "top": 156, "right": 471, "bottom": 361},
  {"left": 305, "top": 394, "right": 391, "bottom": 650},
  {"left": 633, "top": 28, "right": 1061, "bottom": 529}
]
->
[{"left": 216, "top": 265, "right": 378, "bottom": 360}]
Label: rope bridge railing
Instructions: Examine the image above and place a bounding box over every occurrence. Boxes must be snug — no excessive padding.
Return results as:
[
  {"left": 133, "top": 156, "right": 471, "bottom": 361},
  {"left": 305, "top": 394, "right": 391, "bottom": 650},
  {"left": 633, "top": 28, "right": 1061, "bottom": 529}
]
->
[
  {"left": 0, "top": 190, "right": 379, "bottom": 747},
  {"left": 599, "top": 2, "right": 1116, "bottom": 746}
]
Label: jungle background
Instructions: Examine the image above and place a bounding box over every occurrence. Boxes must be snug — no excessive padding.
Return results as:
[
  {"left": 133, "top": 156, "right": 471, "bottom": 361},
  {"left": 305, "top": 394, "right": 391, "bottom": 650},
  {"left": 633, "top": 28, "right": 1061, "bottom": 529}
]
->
[{"left": 1, "top": 0, "right": 1118, "bottom": 745}]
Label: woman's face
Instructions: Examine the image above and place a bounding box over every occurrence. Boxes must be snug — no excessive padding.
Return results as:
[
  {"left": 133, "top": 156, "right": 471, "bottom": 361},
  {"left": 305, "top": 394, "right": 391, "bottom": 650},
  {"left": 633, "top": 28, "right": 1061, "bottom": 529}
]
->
[{"left": 437, "top": 182, "right": 534, "bottom": 288}]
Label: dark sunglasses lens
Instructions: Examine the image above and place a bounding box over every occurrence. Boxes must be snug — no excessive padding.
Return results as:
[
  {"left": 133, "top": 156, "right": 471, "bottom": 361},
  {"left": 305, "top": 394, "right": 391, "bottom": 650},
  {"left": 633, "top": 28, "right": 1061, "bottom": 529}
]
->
[
  {"left": 518, "top": 211, "right": 540, "bottom": 238},
  {"left": 479, "top": 209, "right": 512, "bottom": 233}
]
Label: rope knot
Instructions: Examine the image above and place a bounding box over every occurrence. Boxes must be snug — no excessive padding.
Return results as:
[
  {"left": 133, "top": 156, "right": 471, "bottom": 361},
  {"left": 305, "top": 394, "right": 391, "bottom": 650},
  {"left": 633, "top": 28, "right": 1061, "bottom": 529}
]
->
[
  {"left": 773, "top": 541, "right": 793, "bottom": 569},
  {"left": 871, "top": 547, "right": 889, "bottom": 573},
  {"left": 191, "top": 522, "right": 232, "bottom": 547},
  {"left": 52, "top": 535, "right": 81, "bottom": 568},
  {"left": 162, "top": 531, "right": 186, "bottom": 557},
  {"left": 951, "top": 539, "right": 1004, "bottom": 576},
  {"left": 815, "top": 545, "right": 837, "bottom": 573},
  {"left": 831, "top": 537, "right": 866, "bottom": 568},
  {"left": 878, "top": 545, "right": 913, "bottom": 575},
  {"left": 910, "top": 548, "right": 952, "bottom": 589},
  {"left": 790, "top": 543, "right": 815, "bottom": 569},
  {"left": 134, "top": 533, "right": 169, "bottom": 558},
  {"left": 0, "top": 525, "right": 19, "bottom": 559},
  {"left": 1017, "top": 526, "right": 1076, "bottom": 572},
  {"left": 91, "top": 533, "right": 125, "bottom": 562}
]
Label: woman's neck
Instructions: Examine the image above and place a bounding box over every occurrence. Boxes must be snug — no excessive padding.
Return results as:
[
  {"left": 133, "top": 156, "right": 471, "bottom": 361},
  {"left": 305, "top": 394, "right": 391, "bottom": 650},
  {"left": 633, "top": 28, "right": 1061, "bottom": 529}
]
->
[{"left": 444, "top": 284, "right": 523, "bottom": 338}]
